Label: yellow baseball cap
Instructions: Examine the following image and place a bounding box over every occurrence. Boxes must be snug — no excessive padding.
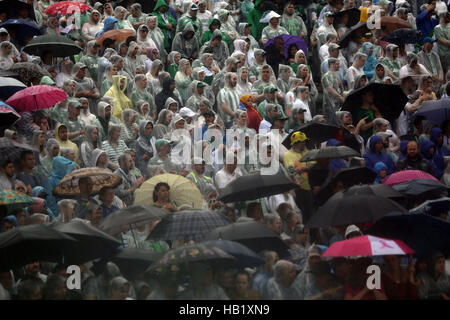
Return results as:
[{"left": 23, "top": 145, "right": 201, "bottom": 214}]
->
[{"left": 291, "top": 131, "right": 308, "bottom": 145}]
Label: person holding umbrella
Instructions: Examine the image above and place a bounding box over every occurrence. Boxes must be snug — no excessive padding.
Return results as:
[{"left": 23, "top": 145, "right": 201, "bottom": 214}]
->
[{"left": 417, "top": 251, "right": 450, "bottom": 299}]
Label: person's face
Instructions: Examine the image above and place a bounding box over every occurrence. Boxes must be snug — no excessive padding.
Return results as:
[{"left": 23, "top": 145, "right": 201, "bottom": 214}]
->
[
  {"left": 235, "top": 274, "right": 249, "bottom": 295},
  {"left": 102, "top": 188, "right": 115, "bottom": 203},
  {"left": 205, "top": 114, "right": 215, "bottom": 125},
  {"left": 295, "top": 111, "right": 305, "bottom": 122},
  {"left": 98, "top": 152, "right": 107, "bottom": 165},
  {"left": 29, "top": 287, "right": 42, "bottom": 300},
  {"left": 3, "top": 221, "right": 14, "bottom": 232},
  {"left": 125, "top": 155, "right": 133, "bottom": 170},
  {"left": 105, "top": 106, "right": 112, "bottom": 118},
  {"left": 193, "top": 163, "right": 205, "bottom": 174},
  {"left": 273, "top": 119, "right": 286, "bottom": 130},
  {"left": 199, "top": 3, "right": 206, "bottom": 12},
  {"left": 175, "top": 119, "right": 185, "bottom": 129},
  {"left": 435, "top": 257, "right": 445, "bottom": 274},
  {"left": 301, "top": 89, "right": 309, "bottom": 101},
  {"left": 16, "top": 211, "right": 26, "bottom": 225},
  {"left": 375, "top": 65, "right": 384, "bottom": 78},
  {"left": 270, "top": 17, "right": 280, "bottom": 26},
  {"left": 282, "top": 264, "right": 297, "bottom": 285},
  {"left": 156, "top": 186, "right": 169, "bottom": 201},
  {"left": 104, "top": 4, "right": 113, "bottom": 14},
  {"left": 274, "top": 39, "right": 284, "bottom": 51},
  {"left": 113, "top": 128, "right": 121, "bottom": 140},
  {"left": 238, "top": 112, "right": 247, "bottom": 126},
  {"left": 379, "top": 168, "right": 387, "bottom": 179},
  {"left": 80, "top": 98, "right": 89, "bottom": 110},
  {"left": 406, "top": 142, "right": 419, "bottom": 158},
  {"left": 141, "top": 103, "right": 149, "bottom": 115},
  {"left": 166, "top": 112, "right": 173, "bottom": 123},
  {"left": 286, "top": 4, "right": 295, "bottom": 15},
  {"left": 423, "top": 77, "right": 433, "bottom": 89},
  {"left": 26, "top": 261, "right": 40, "bottom": 275},
  {"left": 23, "top": 153, "right": 35, "bottom": 169},
  {"left": 69, "top": 106, "right": 80, "bottom": 117},
  {"left": 268, "top": 106, "right": 278, "bottom": 119},
  {"left": 119, "top": 44, "right": 128, "bottom": 55},
  {"left": 197, "top": 86, "right": 204, "bottom": 96},
  {"left": 3, "top": 162, "right": 14, "bottom": 178},
  {"left": 409, "top": 59, "right": 417, "bottom": 68},
  {"left": 119, "top": 78, "right": 126, "bottom": 90},
  {"left": 298, "top": 228, "right": 308, "bottom": 245},
  {"left": 169, "top": 81, "right": 176, "bottom": 92},
  {"left": 375, "top": 140, "right": 383, "bottom": 152},
  {"left": 88, "top": 207, "right": 103, "bottom": 226},
  {"left": 230, "top": 75, "right": 238, "bottom": 87},
  {"left": 144, "top": 123, "right": 153, "bottom": 136},
  {"left": 147, "top": 18, "right": 157, "bottom": 29},
  {"left": 269, "top": 218, "right": 282, "bottom": 235},
  {"left": 309, "top": 255, "right": 321, "bottom": 269},
  {"left": 261, "top": 68, "right": 270, "bottom": 81}
]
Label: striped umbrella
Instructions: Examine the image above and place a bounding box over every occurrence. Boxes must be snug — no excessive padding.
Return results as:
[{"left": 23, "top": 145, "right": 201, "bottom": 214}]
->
[{"left": 0, "top": 102, "right": 21, "bottom": 126}]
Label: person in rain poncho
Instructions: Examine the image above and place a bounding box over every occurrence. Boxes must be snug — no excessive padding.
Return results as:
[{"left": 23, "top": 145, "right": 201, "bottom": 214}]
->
[
  {"left": 95, "top": 16, "right": 118, "bottom": 38},
  {"left": 54, "top": 123, "right": 79, "bottom": 163},
  {"left": 346, "top": 52, "right": 367, "bottom": 90},
  {"left": 155, "top": 76, "right": 183, "bottom": 114},
  {"left": 131, "top": 74, "right": 156, "bottom": 120},
  {"left": 292, "top": 86, "right": 313, "bottom": 122},
  {"left": 176, "top": 3, "right": 203, "bottom": 41},
  {"left": 317, "top": 12, "right": 337, "bottom": 48},
  {"left": 199, "top": 29, "right": 229, "bottom": 69},
  {"left": 167, "top": 51, "right": 181, "bottom": 78},
  {"left": 363, "top": 135, "right": 395, "bottom": 175},
  {"left": 120, "top": 109, "right": 139, "bottom": 149},
  {"left": 101, "top": 124, "right": 130, "bottom": 168},
  {"left": 371, "top": 63, "right": 388, "bottom": 83},
  {"left": 135, "top": 120, "right": 156, "bottom": 178},
  {"left": 373, "top": 161, "right": 388, "bottom": 184},
  {"left": 33, "top": 139, "right": 60, "bottom": 180},
  {"left": 252, "top": 64, "right": 277, "bottom": 96},
  {"left": 153, "top": 109, "right": 174, "bottom": 140},
  {"left": 321, "top": 58, "right": 345, "bottom": 125},
  {"left": 147, "top": 139, "right": 184, "bottom": 176},
  {"left": 42, "top": 156, "right": 76, "bottom": 216},
  {"left": 276, "top": 64, "right": 294, "bottom": 95},
  {"left": 146, "top": 59, "right": 163, "bottom": 94},
  {"left": 80, "top": 125, "right": 100, "bottom": 169},
  {"left": 145, "top": 16, "right": 167, "bottom": 64},
  {"left": 172, "top": 22, "right": 199, "bottom": 62},
  {"left": 236, "top": 66, "right": 253, "bottom": 96},
  {"left": 218, "top": 9, "right": 238, "bottom": 44},
  {"left": 72, "top": 62, "right": 100, "bottom": 116},
  {"left": 184, "top": 80, "right": 209, "bottom": 112},
  {"left": 281, "top": 3, "right": 307, "bottom": 39},
  {"left": 247, "top": 0, "right": 267, "bottom": 41},
  {"left": 359, "top": 42, "right": 378, "bottom": 80},
  {"left": 296, "top": 64, "right": 319, "bottom": 112},
  {"left": 93, "top": 101, "right": 121, "bottom": 143},
  {"left": 260, "top": 11, "right": 289, "bottom": 44},
  {"left": 123, "top": 41, "right": 145, "bottom": 79},
  {"left": 174, "top": 58, "right": 193, "bottom": 104},
  {"left": 104, "top": 75, "right": 132, "bottom": 120},
  {"left": 79, "top": 97, "right": 97, "bottom": 127},
  {"left": 381, "top": 44, "right": 404, "bottom": 81},
  {"left": 166, "top": 114, "right": 192, "bottom": 168}
]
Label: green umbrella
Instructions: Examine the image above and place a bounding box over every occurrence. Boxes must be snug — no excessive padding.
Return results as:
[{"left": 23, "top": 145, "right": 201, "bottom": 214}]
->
[
  {"left": 0, "top": 190, "right": 34, "bottom": 206},
  {"left": 23, "top": 34, "right": 83, "bottom": 57}
]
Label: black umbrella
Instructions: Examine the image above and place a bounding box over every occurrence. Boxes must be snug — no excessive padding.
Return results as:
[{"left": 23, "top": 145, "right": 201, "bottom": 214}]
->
[
  {"left": 315, "top": 170, "right": 398, "bottom": 206},
  {"left": 332, "top": 8, "right": 361, "bottom": 29},
  {"left": 217, "top": 171, "right": 297, "bottom": 203},
  {"left": 23, "top": 34, "right": 83, "bottom": 58},
  {"left": 341, "top": 83, "right": 408, "bottom": 124},
  {"left": 300, "top": 146, "right": 360, "bottom": 162},
  {"left": 202, "top": 240, "right": 265, "bottom": 268},
  {"left": 205, "top": 221, "right": 291, "bottom": 258},
  {"left": 147, "top": 210, "right": 231, "bottom": 241},
  {"left": 51, "top": 221, "right": 122, "bottom": 265},
  {"left": 0, "top": 19, "right": 41, "bottom": 45},
  {"left": 367, "top": 212, "right": 450, "bottom": 256},
  {"left": 392, "top": 179, "right": 448, "bottom": 197},
  {"left": 107, "top": 248, "right": 162, "bottom": 280},
  {"left": 306, "top": 193, "right": 407, "bottom": 228},
  {"left": 0, "top": 137, "right": 38, "bottom": 163},
  {"left": 282, "top": 122, "right": 340, "bottom": 149},
  {"left": 100, "top": 205, "right": 171, "bottom": 236},
  {"left": 0, "top": 0, "right": 37, "bottom": 22},
  {"left": 0, "top": 224, "right": 77, "bottom": 271},
  {"left": 338, "top": 21, "right": 369, "bottom": 48},
  {"left": 381, "top": 29, "right": 423, "bottom": 45},
  {"left": 148, "top": 243, "right": 236, "bottom": 272},
  {"left": 409, "top": 197, "right": 450, "bottom": 217},
  {"left": 412, "top": 99, "right": 450, "bottom": 125},
  {"left": 0, "top": 76, "right": 26, "bottom": 101}
]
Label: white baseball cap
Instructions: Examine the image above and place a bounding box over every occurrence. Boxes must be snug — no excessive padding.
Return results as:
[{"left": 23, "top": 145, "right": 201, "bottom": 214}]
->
[{"left": 179, "top": 107, "right": 196, "bottom": 118}]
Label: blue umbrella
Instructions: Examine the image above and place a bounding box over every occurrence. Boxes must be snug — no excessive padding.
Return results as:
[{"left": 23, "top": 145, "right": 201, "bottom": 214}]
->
[
  {"left": 264, "top": 34, "right": 308, "bottom": 59},
  {"left": 0, "top": 19, "right": 41, "bottom": 45},
  {"left": 367, "top": 212, "right": 450, "bottom": 256},
  {"left": 202, "top": 240, "right": 265, "bottom": 268},
  {"left": 412, "top": 99, "right": 450, "bottom": 125}
]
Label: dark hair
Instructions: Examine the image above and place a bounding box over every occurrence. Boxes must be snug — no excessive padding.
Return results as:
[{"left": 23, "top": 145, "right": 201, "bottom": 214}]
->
[
  {"left": 0, "top": 158, "right": 12, "bottom": 169},
  {"left": 446, "top": 82, "right": 450, "bottom": 97},
  {"left": 440, "top": 119, "right": 450, "bottom": 134},
  {"left": 125, "top": 36, "right": 137, "bottom": 46},
  {"left": 235, "top": 270, "right": 251, "bottom": 281},
  {"left": 42, "top": 274, "right": 66, "bottom": 300},
  {"left": 414, "top": 115, "right": 425, "bottom": 127},
  {"left": 99, "top": 186, "right": 114, "bottom": 199},
  {"left": 103, "top": 38, "right": 115, "bottom": 48},
  {"left": 20, "top": 150, "right": 34, "bottom": 162},
  {"left": 246, "top": 202, "right": 262, "bottom": 218},
  {"left": 16, "top": 279, "right": 43, "bottom": 300},
  {"left": 153, "top": 182, "right": 170, "bottom": 202}
]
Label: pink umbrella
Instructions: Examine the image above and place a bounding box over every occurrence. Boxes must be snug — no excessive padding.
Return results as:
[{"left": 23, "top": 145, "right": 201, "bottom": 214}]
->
[
  {"left": 382, "top": 170, "right": 439, "bottom": 187},
  {"left": 322, "top": 235, "right": 415, "bottom": 257},
  {"left": 5, "top": 85, "right": 67, "bottom": 112}
]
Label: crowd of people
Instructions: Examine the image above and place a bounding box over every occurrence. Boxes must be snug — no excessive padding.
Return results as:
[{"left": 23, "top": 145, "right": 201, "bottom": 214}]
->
[{"left": 0, "top": 0, "right": 449, "bottom": 300}]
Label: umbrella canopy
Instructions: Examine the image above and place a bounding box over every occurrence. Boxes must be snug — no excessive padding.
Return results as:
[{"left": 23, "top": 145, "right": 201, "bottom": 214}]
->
[
  {"left": 392, "top": 179, "right": 448, "bottom": 197},
  {"left": 378, "top": 16, "right": 412, "bottom": 34},
  {"left": 0, "top": 19, "right": 41, "bottom": 45},
  {"left": 6, "top": 84, "right": 67, "bottom": 112},
  {"left": 0, "top": 189, "right": 33, "bottom": 206},
  {"left": 148, "top": 210, "right": 231, "bottom": 241},
  {"left": 0, "top": 0, "right": 37, "bottom": 22},
  {"left": 338, "top": 21, "right": 369, "bottom": 48},
  {"left": 53, "top": 168, "right": 122, "bottom": 197},
  {"left": 282, "top": 122, "right": 340, "bottom": 149},
  {"left": 9, "top": 62, "right": 51, "bottom": 86},
  {"left": 202, "top": 240, "right": 265, "bottom": 268},
  {"left": 205, "top": 221, "right": 291, "bottom": 257},
  {"left": 50, "top": 220, "right": 121, "bottom": 264},
  {"left": 322, "top": 235, "right": 415, "bottom": 257},
  {"left": 100, "top": 205, "right": 171, "bottom": 236},
  {"left": 0, "top": 77, "right": 26, "bottom": 101},
  {"left": 148, "top": 243, "right": 235, "bottom": 272},
  {"left": 341, "top": 83, "right": 408, "bottom": 124},
  {"left": 217, "top": 171, "right": 297, "bottom": 203},
  {"left": 381, "top": 28, "right": 423, "bottom": 45},
  {"left": 412, "top": 99, "right": 450, "bottom": 125},
  {"left": 0, "top": 137, "right": 37, "bottom": 163},
  {"left": 299, "top": 146, "right": 360, "bottom": 162},
  {"left": 332, "top": 8, "right": 361, "bottom": 29},
  {"left": 23, "top": 34, "right": 83, "bottom": 58},
  {"left": 0, "top": 224, "right": 77, "bottom": 271},
  {"left": 367, "top": 212, "right": 450, "bottom": 256},
  {"left": 383, "top": 170, "right": 439, "bottom": 187},
  {"left": 134, "top": 173, "right": 203, "bottom": 209},
  {"left": 306, "top": 193, "right": 407, "bottom": 228},
  {"left": 44, "top": 1, "right": 91, "bottom": 15},
  {"left": 264, "top": 34, "right": 308, "bottom": 59},
  {"left": 96, "top": 29, "right": 136, "bottom": 47},
  {"left": 107, "top": 248, "right": 162, "bottom": 280},
  {"left": 409, "top": 197, "right": 450, "bottom": 217},
  {"left": 0, "top": 102, "right": 21, "bottom": 126}
]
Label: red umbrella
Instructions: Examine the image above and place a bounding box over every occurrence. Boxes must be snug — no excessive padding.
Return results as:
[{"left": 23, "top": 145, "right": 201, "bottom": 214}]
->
[
  {"left": 44, "top": 1, "right": 91, "bottom": 15},
  {"left": 322, "top": 235, "right": 415, "bottom": 257},
  {"left": 382, "top": 170, "right": 439, "bottom": 187},
  {"left": 6, "top": 85, "right": 67, "bottom": 112}
]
